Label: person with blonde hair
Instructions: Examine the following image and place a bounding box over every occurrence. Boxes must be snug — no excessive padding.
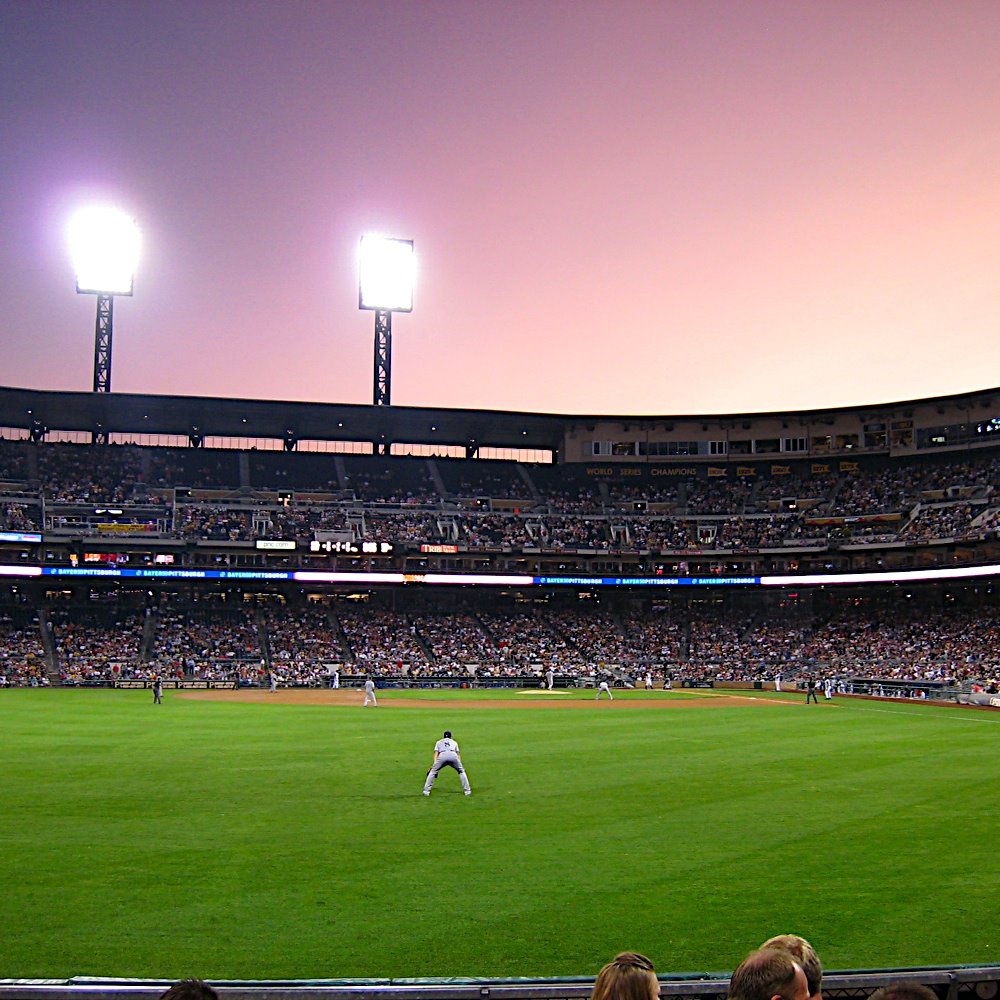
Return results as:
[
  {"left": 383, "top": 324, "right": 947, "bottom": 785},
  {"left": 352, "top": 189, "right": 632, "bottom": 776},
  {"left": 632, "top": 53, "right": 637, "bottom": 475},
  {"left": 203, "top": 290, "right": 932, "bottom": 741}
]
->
[
  {"left": 591, "top": 952, "right": 660, "bottom": 1000},
  {"left": 760, "top": 934, "right": 822, "bottom": 1000}
]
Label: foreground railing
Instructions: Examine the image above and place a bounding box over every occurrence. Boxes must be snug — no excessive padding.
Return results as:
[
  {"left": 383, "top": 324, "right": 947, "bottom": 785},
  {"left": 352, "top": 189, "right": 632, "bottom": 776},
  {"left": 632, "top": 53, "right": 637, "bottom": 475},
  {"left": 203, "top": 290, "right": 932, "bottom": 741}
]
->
[{"left": 3, "top": 966, "right": 1000, "bottom": 1000}]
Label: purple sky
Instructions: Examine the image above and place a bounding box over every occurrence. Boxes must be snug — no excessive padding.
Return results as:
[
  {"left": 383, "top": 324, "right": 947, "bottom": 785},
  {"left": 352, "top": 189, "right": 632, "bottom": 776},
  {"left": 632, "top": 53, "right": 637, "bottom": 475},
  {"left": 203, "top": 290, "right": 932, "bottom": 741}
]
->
[{"left": 2, "top": 1, "right": 1000, "bottom": 417}]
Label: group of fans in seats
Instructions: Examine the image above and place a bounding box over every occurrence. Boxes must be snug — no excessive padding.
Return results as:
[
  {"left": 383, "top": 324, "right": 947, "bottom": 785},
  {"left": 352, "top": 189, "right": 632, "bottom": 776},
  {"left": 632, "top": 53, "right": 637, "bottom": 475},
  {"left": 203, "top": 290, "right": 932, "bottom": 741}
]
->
[
  {"left": 158, "top": 933, "right": 939, "bottom": 1000},
  {"left": 0, "top": 500, "right": 40, "bottom": 531},
  {"left": 0, "top": 610, "right": 48, "bottom": 686},
  {"left": 593, "top": 936, "right": 934, "bottom": 1000},
  {"left": 50, "top": 607, "right": 148, "bottom": 685},
  {"left": 2, "top": 439, "right": 1000, "bottom": 554},
  {"left": 3, "top": 598, "right": 999, "bottom": 692}
]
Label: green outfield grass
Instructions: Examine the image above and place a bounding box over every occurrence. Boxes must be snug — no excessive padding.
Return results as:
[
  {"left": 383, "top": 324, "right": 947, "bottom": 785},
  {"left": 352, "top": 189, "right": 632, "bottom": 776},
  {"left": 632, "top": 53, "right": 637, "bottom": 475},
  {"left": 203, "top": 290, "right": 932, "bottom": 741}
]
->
[{"left": 2, "top": 687, "right": 1000, "bottom": 981}]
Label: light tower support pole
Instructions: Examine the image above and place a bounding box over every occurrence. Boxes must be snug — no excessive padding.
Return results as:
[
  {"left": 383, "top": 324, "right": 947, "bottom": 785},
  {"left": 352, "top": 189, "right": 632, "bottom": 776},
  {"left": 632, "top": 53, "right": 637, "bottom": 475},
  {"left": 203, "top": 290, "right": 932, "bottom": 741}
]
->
[
  {"left": 92, "top": 293, "right": 114, "bottom": 444},
  {"left": 373, "top": 309, "right": 392, "bottom": 406},
  {"left": 93, "top": 293, "right": 114, "bottom": 394}
]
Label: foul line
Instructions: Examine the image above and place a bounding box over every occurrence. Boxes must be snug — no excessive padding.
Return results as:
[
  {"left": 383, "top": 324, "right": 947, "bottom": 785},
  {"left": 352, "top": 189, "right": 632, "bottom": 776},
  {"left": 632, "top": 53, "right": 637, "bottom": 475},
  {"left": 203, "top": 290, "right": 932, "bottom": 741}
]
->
[
  {"left": 838, "top": 702, "right": 1000, "bottom": 724},
  {"left": 679, "top": 689, "right": 796, "bottom": 706}
]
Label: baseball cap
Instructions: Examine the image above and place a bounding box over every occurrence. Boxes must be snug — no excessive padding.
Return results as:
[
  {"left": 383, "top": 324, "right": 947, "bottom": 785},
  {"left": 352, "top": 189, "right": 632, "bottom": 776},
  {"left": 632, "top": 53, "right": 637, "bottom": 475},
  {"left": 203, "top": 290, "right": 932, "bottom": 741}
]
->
[{"left": 443, "top": 730, "right": 452, "bottom": 738}]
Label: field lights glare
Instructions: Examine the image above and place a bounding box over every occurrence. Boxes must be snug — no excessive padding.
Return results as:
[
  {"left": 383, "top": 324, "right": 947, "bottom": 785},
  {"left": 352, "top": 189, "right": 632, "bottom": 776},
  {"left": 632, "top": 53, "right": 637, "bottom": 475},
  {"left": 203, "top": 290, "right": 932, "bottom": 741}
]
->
[
  {"left": 69, "top": 204, "right": 141, "bottom": 403},
  {"left": 69, "top": 206, "right": 140, "bottom": 295},
  {"left": 358, "top": 234, "right": 414, "bottom": 312},
  {"left": 357, "top": 232, "right": 415, "bottom": 412}
]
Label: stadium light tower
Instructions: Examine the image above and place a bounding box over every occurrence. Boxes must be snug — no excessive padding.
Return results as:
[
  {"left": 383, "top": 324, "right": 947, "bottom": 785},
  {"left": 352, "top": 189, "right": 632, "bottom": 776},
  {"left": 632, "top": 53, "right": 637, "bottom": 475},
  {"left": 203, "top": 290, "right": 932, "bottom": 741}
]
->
[
  {"left": 358, "top": 234, "right": 414, "bottom": 408},
  {"left": 69, "top": 206, "right": 140, "bottom": 400}
]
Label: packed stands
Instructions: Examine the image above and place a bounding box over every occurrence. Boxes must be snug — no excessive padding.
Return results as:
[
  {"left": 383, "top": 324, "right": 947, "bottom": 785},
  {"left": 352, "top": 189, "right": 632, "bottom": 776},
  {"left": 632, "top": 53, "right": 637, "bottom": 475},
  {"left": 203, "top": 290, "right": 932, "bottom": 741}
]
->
[{"left": 0, "top": 440, "right": 997, "bottom": 574}]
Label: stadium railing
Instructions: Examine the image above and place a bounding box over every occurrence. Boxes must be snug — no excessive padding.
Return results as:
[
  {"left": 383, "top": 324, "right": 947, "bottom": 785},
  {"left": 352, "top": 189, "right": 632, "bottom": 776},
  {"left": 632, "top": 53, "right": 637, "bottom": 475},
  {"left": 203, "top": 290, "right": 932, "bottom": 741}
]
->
[{"left": 2, "top": 965, "right": 1000, "bottom": 1000}]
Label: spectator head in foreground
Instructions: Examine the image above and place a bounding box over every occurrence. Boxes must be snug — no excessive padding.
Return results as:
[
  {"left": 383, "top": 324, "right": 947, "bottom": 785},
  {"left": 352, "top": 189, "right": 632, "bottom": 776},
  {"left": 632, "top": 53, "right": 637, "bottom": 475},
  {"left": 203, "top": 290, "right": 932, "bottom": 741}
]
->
[
  {"left": 868, "top": 984, "right": 939, "bottom": 1000},
  {"left": 760, "top": 934, "right": 823, "bottom": 1000},
  {"left": 160, "top": 981, "right": 219, "bottom": 1000},
  {"left": 728, "top": 948, "right": 809, "bottom": 1000},
  {"left": 591, "top": 952, "right": 660, "bottom": 1000}
]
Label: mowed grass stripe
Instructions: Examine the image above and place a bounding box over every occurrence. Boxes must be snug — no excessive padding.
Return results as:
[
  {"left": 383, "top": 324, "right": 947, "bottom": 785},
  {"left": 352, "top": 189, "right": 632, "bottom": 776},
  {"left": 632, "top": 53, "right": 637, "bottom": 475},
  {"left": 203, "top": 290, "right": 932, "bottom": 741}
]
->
[{"left": 1, "top": 690, "right": 999, "bottom": 979}]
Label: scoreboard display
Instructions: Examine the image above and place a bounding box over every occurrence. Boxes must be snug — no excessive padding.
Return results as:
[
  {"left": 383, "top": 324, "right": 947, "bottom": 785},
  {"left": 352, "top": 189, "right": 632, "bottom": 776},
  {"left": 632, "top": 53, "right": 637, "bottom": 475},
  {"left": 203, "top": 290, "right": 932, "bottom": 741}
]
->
[{"left": 309, "top": 539, "right": 393, "bottom": 555}]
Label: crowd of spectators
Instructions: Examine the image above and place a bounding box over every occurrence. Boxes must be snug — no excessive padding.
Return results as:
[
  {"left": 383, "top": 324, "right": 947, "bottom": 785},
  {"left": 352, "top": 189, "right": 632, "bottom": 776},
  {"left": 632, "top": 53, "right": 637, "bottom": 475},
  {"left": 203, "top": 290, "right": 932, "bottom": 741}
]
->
[
  {"left": 50, "top": 607, "right": 148, "bottom": 684},
  {"left": 4, "top": 596, "right": 1000, "bottom": 691},
  {"left": 338, "top": 609, "right": 430, "bottom": 674},
  {"left": 0, "top": 500, "right": 41, "bottom": 532},
  {"left": 150, "top": 608, "right": 263, "bottom": 681},
  {"left": 2, "top": 439, "right": 1000, "bottom": 555},
  {"left": 0, "top": 439, "right": 29, "bottom": 481},
  {"left": 264, "top": 607, "right": 344, "bottom": 685},
  {"left": 3, "top": 434, "right": 1000, "bottom": 698},
  {"left": 899, "top": 502, "right": 981, "bottom": 541},
  {"left": 0, "top": 609, "right": 47, "bottom": 686},
  {"left": 37, "top": 444, "right": 155, "bottom": 504},
  {"left": 408, "top": 613, "right": 491, "bottom": 673}
]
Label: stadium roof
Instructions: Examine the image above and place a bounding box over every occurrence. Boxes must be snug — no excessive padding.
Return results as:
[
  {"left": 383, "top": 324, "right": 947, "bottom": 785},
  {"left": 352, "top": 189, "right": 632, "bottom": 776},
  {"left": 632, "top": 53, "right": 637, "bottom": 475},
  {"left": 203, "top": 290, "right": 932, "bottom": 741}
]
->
[
  {"left": 1, "top": 383, "right": 997, "bottom": 454},
  {"left": 0, "top": 385, "right": 567, "bottom": 453}
]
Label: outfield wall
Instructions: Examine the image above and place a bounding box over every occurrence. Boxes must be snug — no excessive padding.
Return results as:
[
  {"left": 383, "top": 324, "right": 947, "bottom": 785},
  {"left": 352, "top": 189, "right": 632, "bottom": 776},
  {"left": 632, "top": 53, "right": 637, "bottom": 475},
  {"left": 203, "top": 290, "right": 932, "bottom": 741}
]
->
[{"left": 3, "top": 967, "right": 1000, "bottom": 1000}]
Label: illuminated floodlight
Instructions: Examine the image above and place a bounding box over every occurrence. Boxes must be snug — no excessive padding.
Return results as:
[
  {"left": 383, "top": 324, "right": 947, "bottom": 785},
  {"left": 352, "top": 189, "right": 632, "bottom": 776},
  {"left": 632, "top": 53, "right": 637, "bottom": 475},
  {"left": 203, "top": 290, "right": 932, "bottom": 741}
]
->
[
  {"left": 358, "top": 234, "right": 414, "bottom": 312},
  {"left": 69, "top": 206, "right": 140, "bottom": 295}
]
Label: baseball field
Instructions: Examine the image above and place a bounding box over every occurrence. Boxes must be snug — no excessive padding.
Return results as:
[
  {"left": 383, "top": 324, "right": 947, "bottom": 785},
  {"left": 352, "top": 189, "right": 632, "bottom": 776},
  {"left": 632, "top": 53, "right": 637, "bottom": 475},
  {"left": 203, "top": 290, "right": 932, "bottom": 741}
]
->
[{"left": 2, "top": 685, "right": 999, "bottom": 981}]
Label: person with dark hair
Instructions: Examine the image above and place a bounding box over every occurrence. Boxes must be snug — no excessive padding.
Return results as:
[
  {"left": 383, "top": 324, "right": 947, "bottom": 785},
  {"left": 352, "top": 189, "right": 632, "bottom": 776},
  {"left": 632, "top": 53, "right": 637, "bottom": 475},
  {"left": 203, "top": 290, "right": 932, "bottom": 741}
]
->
[
  {"left": 760, "top": 935, "right": 822, "bottom": 1000},
  {"left": 422, "top": 729, "right": 471, "bottom": 796},
  {"left": 159, "top": 980, "right": 219, "bottom": 1000},
  {"left": 728, "top": 948, "right": 809, "bottom": 1000},
  {"left": 867, "top": 984, "right": 938, "bottom": 1000},
  {"left": 590, "top": 952, "right": 660, "bottom": 1000}
]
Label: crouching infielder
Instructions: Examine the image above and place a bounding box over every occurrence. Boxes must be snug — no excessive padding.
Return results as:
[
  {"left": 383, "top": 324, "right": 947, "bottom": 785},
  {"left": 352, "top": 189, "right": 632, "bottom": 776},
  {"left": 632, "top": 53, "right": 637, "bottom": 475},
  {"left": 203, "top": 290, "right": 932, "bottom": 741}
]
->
[{"left": 422, "top": 730, "right": 472, "bottom": 796}]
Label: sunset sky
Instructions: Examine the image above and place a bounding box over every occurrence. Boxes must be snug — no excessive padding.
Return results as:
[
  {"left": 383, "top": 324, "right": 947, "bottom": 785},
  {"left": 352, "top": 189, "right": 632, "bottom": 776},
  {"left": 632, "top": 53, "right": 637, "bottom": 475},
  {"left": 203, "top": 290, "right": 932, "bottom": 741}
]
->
[{"left": 2, "top": 1, "right": 999, "bottom": 417}]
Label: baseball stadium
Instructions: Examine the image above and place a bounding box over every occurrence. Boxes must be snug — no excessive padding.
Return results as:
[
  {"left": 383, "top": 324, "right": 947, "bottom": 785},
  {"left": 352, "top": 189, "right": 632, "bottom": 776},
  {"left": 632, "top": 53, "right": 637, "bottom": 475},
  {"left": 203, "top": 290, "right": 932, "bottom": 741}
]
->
[
  {"left": 5, "top": 6, "right": 1000, "bottom": 1000},
  {"left": 3, "top": 381, "right": 1000, "bottom": 1000}
]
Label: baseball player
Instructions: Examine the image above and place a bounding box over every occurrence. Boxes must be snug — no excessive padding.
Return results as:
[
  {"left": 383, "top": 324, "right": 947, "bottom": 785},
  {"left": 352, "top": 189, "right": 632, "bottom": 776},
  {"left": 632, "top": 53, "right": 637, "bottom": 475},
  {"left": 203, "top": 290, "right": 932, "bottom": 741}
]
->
[
  {"left": 596, "top": 678, "right": 614, "bottom": 700},
  {"left": 269, "top": 670, "right": 277, "bottom": 693},
  {"left": 152, "top": 675, "right": 163, "bottom": 705},
  {"left": 422, "top": 730, "right": 471, "bottom": 796},
  {"left": 363, "top": 676, "right": 377, "bottom": 706},
  {"left": 545, "top": 666, "right": 555, "bottom": 690}
]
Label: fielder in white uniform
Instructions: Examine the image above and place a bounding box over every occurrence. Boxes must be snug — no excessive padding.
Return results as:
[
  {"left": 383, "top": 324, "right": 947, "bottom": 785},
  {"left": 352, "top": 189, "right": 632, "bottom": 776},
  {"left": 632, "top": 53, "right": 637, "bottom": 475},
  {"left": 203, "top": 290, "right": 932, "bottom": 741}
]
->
[
  {"left": 363, "top": 676, "right": 377, "bottom": 706},
  {"left": 422, "top": 730, "right": 471, "bottom": 796},
  {"left": 596, "top": 679, "right": 614, "bottom": 700}
]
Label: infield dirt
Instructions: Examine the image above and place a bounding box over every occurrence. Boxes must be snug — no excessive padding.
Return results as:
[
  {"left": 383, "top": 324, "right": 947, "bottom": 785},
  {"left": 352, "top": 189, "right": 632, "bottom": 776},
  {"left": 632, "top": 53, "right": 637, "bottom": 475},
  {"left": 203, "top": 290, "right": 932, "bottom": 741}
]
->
[{"left": 178, "top": 689, "right": 793, "bottom": 709}]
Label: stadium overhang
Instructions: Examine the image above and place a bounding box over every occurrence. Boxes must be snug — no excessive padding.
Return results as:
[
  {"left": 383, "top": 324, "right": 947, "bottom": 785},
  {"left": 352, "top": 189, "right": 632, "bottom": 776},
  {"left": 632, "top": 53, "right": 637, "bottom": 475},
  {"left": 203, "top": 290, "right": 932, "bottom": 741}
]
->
[
  {"left": 3, "top": 382, "right": 1000, "bottom": 458},
  {"left": 0, "top": 386, "right": 567, "bottom": 454}
]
